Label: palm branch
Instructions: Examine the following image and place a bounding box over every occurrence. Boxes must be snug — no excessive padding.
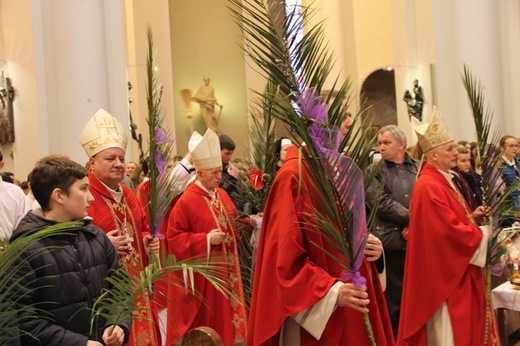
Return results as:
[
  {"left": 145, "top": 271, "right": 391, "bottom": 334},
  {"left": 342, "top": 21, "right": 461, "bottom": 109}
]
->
[
  {"left": 145, "top": 27, "right": 177, "bottom": 240},
  {"left": 90, "top": 249, "right": 237, "bottom": 338},
  {"left": 462, "top": 65, "right": 518, "bottom": 265},
  {"left": 461, "top": 64, "right": 519, "bottom": 344},
  {"left": 229, "top": 1, "right": 380, "bottom": 343},
  {"left": 0, "top": 222, "right": 85, "bottom": 344},
  {"left": 235, "top": 81, "right": 280, "bottom": 213}
]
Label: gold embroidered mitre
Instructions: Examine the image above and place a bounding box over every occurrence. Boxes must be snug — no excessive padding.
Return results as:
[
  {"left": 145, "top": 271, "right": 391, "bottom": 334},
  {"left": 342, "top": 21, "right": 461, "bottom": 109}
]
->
[
  {"left": 412, "top": 106, "right": 453, "bottom": 152},
  {"left": 79, "top": 108, "right": 128, "bottom": 157},
  {"left": 189, "top": 129, "right": 222, "bottom": 170}
]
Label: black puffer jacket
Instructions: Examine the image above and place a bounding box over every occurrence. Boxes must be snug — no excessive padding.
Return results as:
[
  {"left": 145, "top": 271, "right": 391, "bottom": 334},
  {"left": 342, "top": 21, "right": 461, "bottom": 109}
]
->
[
  {"left": 7, "top": 211, "right": 131, "bottom": 345},
  {"left": 366, "top": 154, "right": 419, "bottom": 251}
]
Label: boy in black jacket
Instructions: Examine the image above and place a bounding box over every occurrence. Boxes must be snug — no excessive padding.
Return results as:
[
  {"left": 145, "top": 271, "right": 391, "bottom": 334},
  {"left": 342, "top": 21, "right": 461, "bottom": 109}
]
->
[{"left": 5, "top": 155, "right": 131, "bottom": 346}]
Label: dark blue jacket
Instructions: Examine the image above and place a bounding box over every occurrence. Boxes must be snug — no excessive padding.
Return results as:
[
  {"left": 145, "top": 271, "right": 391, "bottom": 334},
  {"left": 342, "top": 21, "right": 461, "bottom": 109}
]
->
[{"left": 5, "top": 211, "right": 131, "bottom": 345}]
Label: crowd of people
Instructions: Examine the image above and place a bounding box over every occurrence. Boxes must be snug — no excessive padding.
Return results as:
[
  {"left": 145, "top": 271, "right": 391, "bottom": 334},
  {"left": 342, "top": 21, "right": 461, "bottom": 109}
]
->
[{"left": 1, "top": 105, "right": 519, "bottom": 345}]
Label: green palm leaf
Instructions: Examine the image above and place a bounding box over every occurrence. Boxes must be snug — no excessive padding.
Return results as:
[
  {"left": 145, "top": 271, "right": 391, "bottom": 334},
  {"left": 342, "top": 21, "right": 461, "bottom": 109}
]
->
[
  {"left": 461, "top": 65, "right": 518, "bottom": 264},
  {"left": 0, "top": 222, "right": 85, "bottom": 344},
  {"left": 229, "top": 2, "right": 380, "bottom": 344},
  {"left": 90, "top": 249, "right": 237, "bottom": 337},
  {"left": 461, "top": 64, "right": 519, "bottom": 344},
  {"left": 145, "top": 27, "right": 178, "bottom": 239},
  {"left": 229, "top": 0, "right": 380, "bottom": 265}
]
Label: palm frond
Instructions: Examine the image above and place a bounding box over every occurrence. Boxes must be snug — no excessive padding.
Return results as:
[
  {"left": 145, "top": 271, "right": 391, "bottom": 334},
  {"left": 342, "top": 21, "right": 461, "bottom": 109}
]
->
[
  {"left": 145, "top": 27, "right": 177, "bottom": 237},
  {"left": 229, "top": 0, "right": 382, "bottom": 281},
  {"left": 0, "top": 222, "right": 85, "bottom": 344},
  {"left": 90, "top": 249, "right": 237, "bottom": 336},
  {"left": 230, "top": 2, "right": 379, "bottom": 343},
  {"left": 461, "top": 65, "right": 520, "bottom": 343},
  {"left": 234, "top": 82, "right": 278, "bottom": 213},
  {"left": 461, "top": 65, "right": 518, "bottom": 265}
]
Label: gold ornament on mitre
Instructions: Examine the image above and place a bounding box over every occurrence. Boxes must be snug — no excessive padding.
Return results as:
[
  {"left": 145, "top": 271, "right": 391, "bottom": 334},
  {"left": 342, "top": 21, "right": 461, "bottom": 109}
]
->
[
  {"left": 79, "top": 108, "right": 128, "bottom": 157},
  {"left": 412, "top": 106, "right": 453, "bottom": 152},
  {"left": 189, "top": 129, "right": 221, "bottom": 170}
]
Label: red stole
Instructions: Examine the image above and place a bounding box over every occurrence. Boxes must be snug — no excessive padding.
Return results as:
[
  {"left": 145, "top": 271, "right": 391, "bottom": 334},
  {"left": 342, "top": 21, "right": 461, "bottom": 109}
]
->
[
  {"left": 88, "top": 172, "right": 160, "bottom": 346},
  {"left": 397, "top": 163, "right": 499, "bottom": 346},
  {"left": 134, "top": 180, "right": 177, "bottom": 309},
  {"left": 165, "top": 183, "right": 247, "bottom": 345}
]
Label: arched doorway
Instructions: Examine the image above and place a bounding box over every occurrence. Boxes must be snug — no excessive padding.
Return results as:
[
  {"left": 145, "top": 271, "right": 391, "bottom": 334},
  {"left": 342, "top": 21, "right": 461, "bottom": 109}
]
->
[{"left": 360, "top": 68, "right": 397, "bottom": 139}]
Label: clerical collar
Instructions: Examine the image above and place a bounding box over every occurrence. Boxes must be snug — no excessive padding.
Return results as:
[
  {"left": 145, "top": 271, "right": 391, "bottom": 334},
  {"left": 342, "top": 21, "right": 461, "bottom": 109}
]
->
[
  {"left": 195, "top": 180, "right": 216, "bottom": 199},
  {"left": 439, "top": 169, "right": 457, "bottom": 190},
  {"left": 99, "top": 179, "right": 123, "bottom": 203}
]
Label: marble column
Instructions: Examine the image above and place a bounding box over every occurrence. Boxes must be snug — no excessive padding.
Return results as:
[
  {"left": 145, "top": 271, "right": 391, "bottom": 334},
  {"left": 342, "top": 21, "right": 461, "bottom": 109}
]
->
[{"left": 34, "top": 0, "right": 130, "bottom": 164}]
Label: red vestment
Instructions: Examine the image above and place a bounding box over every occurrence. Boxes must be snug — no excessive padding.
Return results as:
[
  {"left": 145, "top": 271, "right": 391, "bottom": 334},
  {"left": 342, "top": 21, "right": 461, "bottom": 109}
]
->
[
  {"left": 165, "top": 182, "right": 247, "bottom": 345},
  {"left": 134, "top": 180, "right": 177, "bottom": 309},
  {"left": 248, "top": 146, "right": 395, "bottom": 345},
  {"left": 88, "top": 172, "right": 160, "bottom": 346},
  {"left": 397, "top": 163, "right": 499, "bottom": 346}
]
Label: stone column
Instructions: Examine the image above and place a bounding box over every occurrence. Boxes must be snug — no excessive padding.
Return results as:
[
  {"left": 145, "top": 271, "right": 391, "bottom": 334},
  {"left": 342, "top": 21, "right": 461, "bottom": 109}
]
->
[
  {"left": 34, "top": 0, "right": 129, "bottom": 163},
  {"left": 432, "top": 0, "right": 503, "bottom": 141}
]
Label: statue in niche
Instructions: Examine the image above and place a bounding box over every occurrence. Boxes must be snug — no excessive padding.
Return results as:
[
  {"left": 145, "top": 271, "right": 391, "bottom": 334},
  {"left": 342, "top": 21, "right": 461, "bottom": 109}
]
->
[
  {"left": 192, "top": 76, "right": 223, "bottom": 133},
  {"left": 403, "top": 79, "right": 424, "bottom": 121}
]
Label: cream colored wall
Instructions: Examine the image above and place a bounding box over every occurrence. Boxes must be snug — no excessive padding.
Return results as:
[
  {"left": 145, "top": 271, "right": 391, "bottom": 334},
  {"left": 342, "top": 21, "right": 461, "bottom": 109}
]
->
[
  {"left": 0, "top": 0, "right": 41, "bottom": 180},
  {"left": 126, "top": 0, "right": 177, "bottom": 162},
  {"left": 169, "top": 0, "right": 249, "bottom": 159}
]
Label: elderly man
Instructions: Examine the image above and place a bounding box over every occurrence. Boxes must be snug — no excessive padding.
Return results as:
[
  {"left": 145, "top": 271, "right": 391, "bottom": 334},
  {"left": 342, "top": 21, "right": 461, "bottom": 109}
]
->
[
  {"left": 79, "top": 108, "right": 160, "bottom": 346},
  {"left": 366, "top": 125, "right": 418, "bottom": 339},
  {"left": 398, "top": 107, "right": 496, "bottom": 345},
  {"left": 165, "top": 129, "right": 247, "bottom": 346}
]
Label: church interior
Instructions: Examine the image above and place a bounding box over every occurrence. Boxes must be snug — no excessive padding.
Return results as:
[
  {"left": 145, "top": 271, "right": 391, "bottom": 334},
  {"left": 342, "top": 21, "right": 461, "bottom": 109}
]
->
[
  {"left": 1, "top": 0, "right": 519, "bottom": 179},
  {"left": 2, "top": 1, "right": 520, "bottom": 344}
]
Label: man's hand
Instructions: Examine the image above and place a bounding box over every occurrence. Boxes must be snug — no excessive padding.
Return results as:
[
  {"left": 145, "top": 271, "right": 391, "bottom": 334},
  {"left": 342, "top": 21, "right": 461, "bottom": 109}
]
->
[
  {"left": 365, "top": 234, "right": 383, "bottom": 262},
  {"left": 336, "top": 283, "right": 369, "bottom": 313},
  {"left": 102, "top": 325, "right": 125, "bottom": 346},
  {"left": 86, "top": 341, "right": 103, "bottom": 346},
  {"left": 208, "top": 229, "right": 225, "bottom": 245},
  {"left": 227, "top": 165, "right": 240, "bottom": 178},
  {"left": 472, "top": 206, "right": 491, "bottom": 224},
  {"left": 144, "top": 235, "right": 160, "bottom": 254},
  {"left": 106, "top": 230, "right": 132, "bottom": 257},
  {"left": 401, "top": 227, "right": 409, "bottom": 241}
]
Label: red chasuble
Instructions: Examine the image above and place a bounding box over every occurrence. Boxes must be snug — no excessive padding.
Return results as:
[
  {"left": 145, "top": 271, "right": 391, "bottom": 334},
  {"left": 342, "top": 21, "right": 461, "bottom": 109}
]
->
[
  {"left": 165, "top": 182, "right": 247, "bottom": 345},
  {"left": 134, "top": 180, "right": 177, "bottom": 309},
  {"left": 397, "top": 163, "right": 499, "bottom": 346},
  {"left": 248, "top": 146, "right": 395, "bottom": 346},
  {"left": 87, "top": 172, "right": 160, "bottom": 346}
]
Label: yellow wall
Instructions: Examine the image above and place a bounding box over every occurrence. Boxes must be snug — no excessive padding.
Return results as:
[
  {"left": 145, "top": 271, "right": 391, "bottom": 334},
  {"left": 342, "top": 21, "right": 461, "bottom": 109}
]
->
[
  {"left": 350, "top": 0, "right": 395, "bottom": 83},
  {"left": 169, "top": 0, "right": 249, "bottom": 159},
  {"left": 126, "top": 0, "right": 177, "bottom": 162}
]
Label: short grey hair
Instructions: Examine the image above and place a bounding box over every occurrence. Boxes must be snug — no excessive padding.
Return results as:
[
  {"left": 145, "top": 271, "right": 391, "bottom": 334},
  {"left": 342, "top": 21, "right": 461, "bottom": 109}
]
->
[{"left": 377, "top": 125, "right": 407, "bottom": 147}]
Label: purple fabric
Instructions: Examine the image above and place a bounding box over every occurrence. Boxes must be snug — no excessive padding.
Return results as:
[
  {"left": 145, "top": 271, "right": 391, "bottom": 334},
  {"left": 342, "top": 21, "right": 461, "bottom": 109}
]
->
[
  {"left": 491, "top": 263, "right": 504, "bottom": 277},
  {"left": 154, "top": 218, "right": 166, "bottom": 239},
  {"left": 155, "top": 149, "right": 167, "bottom": 176},
  {"left": 155, "top": 126, "right": 173, "bottom": 143},
  {"left": 297, "top": 88, "right": 368, "bottom": 274},
  {"left": 340, "top": 269, "right": 367, "bottom": 288}
]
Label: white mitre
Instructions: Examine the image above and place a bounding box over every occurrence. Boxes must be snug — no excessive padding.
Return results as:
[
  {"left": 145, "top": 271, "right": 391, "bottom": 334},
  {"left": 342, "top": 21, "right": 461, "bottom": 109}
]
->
[
  {"left": 281, "top": 138, "right": 292, "bottom": 147},
  {"left": 189, "top": 129, "right": 222, "bottom": 170},
  {"left": 412, "top": 106, "right": 453, "bottom": 152},
  {"left": 79, "top": 108, "right": 128, "bottom": 157}
]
